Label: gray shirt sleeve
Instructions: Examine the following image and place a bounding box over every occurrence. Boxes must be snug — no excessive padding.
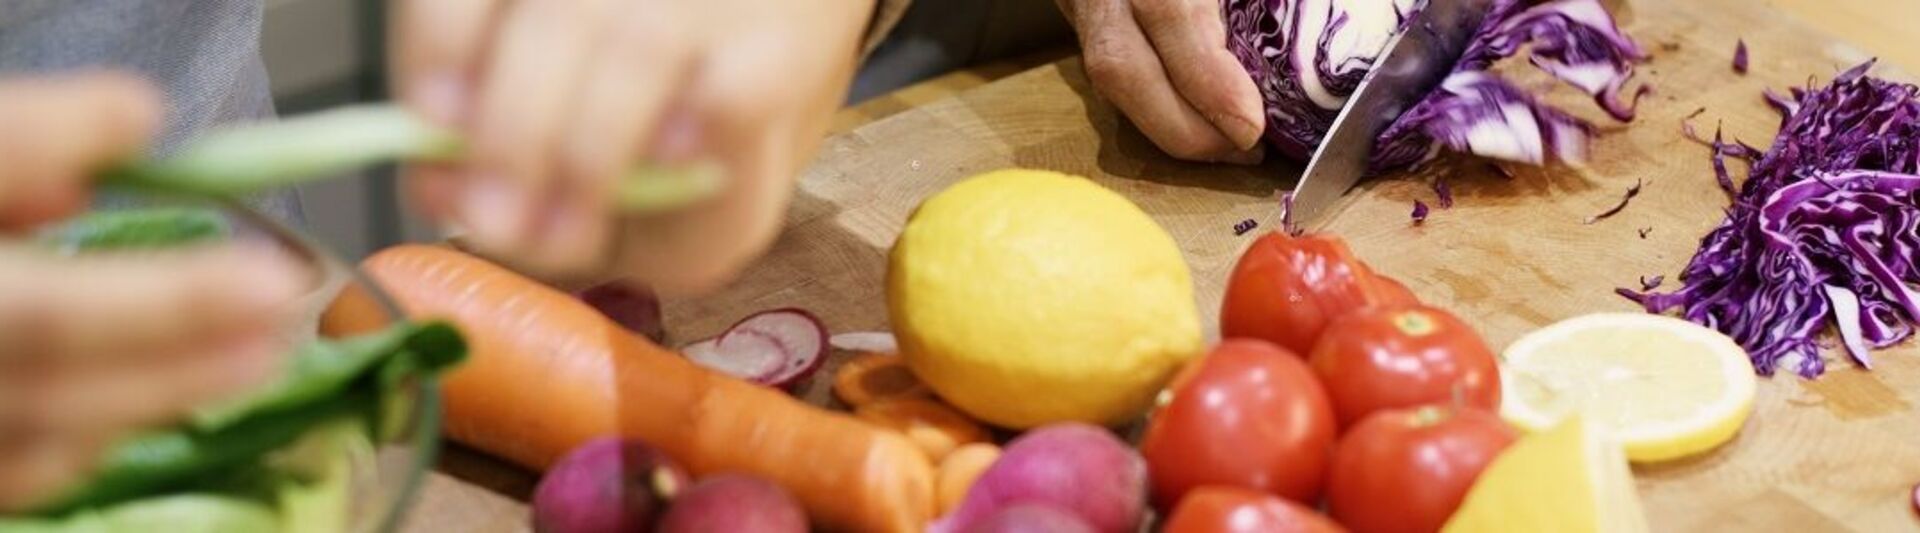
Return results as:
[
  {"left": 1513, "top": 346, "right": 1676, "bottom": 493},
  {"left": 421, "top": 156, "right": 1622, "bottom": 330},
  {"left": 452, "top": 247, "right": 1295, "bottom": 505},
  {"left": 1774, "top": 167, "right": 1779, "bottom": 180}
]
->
[{"left": 0, "top": 0, "right": 302, "bottom": 225}]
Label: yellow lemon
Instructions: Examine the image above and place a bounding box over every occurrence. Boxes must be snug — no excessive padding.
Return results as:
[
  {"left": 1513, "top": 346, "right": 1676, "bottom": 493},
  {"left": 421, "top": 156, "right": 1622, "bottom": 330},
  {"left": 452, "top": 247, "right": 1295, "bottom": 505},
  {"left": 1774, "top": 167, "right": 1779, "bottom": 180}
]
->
[
  {"left": 1443, "top": 415, "right": 1649, "bottom": 533},
  {"left": 1500, "top": 312, "right": 1756, "bottom": 462},
  {"left": 887, "top": 169, "right": 1204, "bottom": 429}
]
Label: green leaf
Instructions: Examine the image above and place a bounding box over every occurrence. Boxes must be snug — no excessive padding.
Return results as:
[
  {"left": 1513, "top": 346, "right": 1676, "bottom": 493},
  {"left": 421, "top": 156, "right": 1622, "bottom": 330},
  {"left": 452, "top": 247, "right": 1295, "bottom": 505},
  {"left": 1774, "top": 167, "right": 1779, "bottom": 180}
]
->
[
  {"left": 188, "top": 321, "right": 465, "bottom": 431},
  {"left": 40, "top": 208, "right": 231, "bottom": 252},
  {"left": 29, "top": 392, "right": 368, "bottom": 515},
  {"left": 27, "top": 321, "right": 466, "bottom": 516}
]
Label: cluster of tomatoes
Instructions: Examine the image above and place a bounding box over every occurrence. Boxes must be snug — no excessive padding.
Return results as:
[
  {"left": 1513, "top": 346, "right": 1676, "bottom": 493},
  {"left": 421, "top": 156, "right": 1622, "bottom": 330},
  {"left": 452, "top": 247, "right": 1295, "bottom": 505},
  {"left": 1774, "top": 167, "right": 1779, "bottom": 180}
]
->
[{"left": 1141, "top": 232, "right": 1517, "bottom": 533}]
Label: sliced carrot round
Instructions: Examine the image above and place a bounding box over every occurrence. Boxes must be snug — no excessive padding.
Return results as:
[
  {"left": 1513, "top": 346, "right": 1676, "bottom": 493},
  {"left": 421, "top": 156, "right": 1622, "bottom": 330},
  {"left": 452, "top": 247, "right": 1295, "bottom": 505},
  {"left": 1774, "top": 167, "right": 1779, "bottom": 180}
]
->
[
  {"left": 936, "top": 443, "right": 1002, "bottom": 517},
  {"left": 833, "top": 352, "right": 931, "bottom": 407},
  {"left": 855, "top": 398, "right": 989, "bottom": 461}
]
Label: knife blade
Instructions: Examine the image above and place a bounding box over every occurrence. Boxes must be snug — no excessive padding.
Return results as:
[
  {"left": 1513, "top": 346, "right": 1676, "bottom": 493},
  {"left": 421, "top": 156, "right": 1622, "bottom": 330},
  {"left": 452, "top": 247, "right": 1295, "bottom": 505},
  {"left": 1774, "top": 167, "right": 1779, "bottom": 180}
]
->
[{"left": 1286, "top": 0, "right": 1492, "bottom": 226}]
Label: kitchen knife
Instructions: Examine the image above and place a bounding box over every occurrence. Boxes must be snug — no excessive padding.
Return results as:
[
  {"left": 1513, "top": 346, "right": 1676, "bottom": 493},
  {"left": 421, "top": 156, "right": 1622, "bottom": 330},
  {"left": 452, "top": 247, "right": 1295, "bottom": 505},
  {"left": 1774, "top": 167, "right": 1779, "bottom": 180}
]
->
[{"left": 1286, "top": 0, "right": 1492, "bottom": 225}]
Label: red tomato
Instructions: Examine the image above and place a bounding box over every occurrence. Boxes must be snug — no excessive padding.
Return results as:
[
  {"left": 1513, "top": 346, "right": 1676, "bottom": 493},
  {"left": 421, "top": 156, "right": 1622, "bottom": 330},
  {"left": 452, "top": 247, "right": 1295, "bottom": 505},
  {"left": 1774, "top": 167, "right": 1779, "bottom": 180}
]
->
[
  {"left": 1326, "top": 406, "right": 1518, "bottom": 533},
  {"left": 1140, "top": 339, "right": 1337, "bottom": 509},
  {"left": 1163, "top": 486, "right": 1347, "bottom": 533},
  {"left": 1221, "top": 232, "right": 1402, "bottom": 355},
  {"left": 1308, "top": 305, "right": 1500, "bottom": 428},
  {"left": 1362, "top": 270, "right": 1421, "bottom": 307}
]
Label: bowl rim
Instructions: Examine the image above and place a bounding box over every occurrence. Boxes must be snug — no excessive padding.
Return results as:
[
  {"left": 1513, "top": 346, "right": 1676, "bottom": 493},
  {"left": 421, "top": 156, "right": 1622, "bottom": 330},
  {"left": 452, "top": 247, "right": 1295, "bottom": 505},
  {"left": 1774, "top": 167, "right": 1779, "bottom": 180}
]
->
[{"left": 139, "top": 195, "right": 445, "bottom": 533}]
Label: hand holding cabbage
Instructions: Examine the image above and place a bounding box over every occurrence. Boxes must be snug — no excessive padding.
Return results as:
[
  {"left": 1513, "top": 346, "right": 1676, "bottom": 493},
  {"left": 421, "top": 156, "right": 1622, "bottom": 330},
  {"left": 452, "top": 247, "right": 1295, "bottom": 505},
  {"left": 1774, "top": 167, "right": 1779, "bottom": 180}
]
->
[{"left": 1068, "top": 0, "right": 1646, "bottom": 172}]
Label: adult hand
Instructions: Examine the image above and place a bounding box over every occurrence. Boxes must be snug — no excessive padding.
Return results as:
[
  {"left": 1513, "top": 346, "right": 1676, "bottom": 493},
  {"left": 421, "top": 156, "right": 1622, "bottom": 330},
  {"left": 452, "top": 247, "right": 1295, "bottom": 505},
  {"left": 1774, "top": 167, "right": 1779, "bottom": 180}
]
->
[
  {"left": 1057, "top": 0, "right": 1268, "bottom": 164},
  {"left": 0, "top": 73, "right": 306, "bottom": 511},
  {"left": 392, "top": 0, "right": 878, "bottom": 293}
]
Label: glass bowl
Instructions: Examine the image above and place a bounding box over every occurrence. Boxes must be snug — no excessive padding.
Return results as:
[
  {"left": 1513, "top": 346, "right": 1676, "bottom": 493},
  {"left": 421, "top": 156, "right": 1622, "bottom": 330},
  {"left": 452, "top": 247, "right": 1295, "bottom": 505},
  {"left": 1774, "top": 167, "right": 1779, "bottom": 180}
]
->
[{"left": 24, "top": 193, "right": 440, "bottom": 533}]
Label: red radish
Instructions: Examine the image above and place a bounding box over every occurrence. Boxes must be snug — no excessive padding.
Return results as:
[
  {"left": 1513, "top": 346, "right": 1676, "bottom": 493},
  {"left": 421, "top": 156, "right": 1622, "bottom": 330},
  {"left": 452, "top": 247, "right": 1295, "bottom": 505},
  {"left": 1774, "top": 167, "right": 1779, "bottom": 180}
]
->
[
  {"left": 531, "top": 437, "right": 690, "bottom": 533},
  {"left": 933, "top": 424, "right": 1147, "bottom": 533},
  {"left": 574, "top": 282, "right": 665, "bottom": 343},
  {"left": 962, "top": 504, "right": 1096, "bottom": 533},
  {"left": 657, "top": 474, "right": 808, "bottom": 533},
  {"left": 679, "top": 308, "right": 828, "bottom": 390},
  {"left": 830, "top": 331, "right": 898, "bottom": 353}
]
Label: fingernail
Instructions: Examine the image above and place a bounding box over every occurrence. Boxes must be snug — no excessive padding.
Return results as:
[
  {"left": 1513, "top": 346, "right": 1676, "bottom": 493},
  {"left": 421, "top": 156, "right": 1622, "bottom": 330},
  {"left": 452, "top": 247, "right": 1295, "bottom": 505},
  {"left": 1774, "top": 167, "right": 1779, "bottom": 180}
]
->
[
  {"left": 1215, "top": 112, "right": 1266, "bottom": 151},
  {"left": 648, "top": 109, "right": 704, "bottom": 163},
  {"left": 461, "top": 176, "right": 527, "bottom": 249},
  {"left": 1221, "top": 145, "right": 1266, "bottom": 165},
  {"left": 408, "top": 71, "right": 470, "bottom": 126}
]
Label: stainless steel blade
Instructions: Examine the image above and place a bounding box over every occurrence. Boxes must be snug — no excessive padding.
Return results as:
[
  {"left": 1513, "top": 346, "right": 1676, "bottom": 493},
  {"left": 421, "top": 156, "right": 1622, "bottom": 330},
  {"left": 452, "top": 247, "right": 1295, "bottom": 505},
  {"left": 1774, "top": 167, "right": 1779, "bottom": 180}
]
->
[{"left": 1287, "top": 0, "right": 1492, "bottom": 225}]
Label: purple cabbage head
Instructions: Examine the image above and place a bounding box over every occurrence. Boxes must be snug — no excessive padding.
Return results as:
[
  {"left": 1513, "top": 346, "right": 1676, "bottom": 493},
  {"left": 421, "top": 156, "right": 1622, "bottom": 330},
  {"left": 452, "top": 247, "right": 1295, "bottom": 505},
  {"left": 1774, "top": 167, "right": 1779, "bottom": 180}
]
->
[
  {"left": 1222, "top": 0, "right": 1647, "bottom": 171},
  {"left": 1619, "top": 62, "right": 1920, "bottom": 377}
]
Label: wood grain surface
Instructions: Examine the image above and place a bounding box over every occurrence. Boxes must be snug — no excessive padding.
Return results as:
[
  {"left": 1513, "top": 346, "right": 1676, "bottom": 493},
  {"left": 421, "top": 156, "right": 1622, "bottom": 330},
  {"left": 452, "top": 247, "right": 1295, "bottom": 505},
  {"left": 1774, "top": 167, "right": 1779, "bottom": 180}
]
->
[{"left": 401, "top": 0, "right": 1920, "bottom": 531}]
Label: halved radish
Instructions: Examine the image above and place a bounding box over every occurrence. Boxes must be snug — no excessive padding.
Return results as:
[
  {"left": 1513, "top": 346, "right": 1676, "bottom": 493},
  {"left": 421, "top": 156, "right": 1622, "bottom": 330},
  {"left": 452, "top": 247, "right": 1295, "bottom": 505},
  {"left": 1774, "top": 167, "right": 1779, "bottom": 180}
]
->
[
  {"left": 829, "top": 331, "right": 898, "bottom": 354},
  {"left": 678, "top": 308, "right": 828, "bottom": 391},
  {"left": 575, "top": 282, "right": 664, "bottom": 343}
]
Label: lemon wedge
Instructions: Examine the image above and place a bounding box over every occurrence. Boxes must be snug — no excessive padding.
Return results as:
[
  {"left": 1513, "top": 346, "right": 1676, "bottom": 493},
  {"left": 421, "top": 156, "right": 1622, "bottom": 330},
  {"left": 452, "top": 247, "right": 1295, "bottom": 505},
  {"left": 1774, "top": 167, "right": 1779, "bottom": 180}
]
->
[
  {"left": 1442, "top": 415, "right": 1648, "bottom": 533},
  {"left": 1499, "top": 313, "right": 1755, "bottom": 462}
]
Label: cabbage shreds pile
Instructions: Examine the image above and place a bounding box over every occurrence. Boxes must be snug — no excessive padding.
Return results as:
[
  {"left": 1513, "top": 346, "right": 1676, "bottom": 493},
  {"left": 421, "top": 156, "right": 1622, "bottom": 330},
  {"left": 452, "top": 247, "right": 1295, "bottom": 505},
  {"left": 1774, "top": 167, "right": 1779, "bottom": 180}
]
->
[
  {"left": 1620, "top": 61, "right": 1920, "bottom": 377},
  {"left": 1223, "top": 0, "right": 1646, "bottom": 171}
]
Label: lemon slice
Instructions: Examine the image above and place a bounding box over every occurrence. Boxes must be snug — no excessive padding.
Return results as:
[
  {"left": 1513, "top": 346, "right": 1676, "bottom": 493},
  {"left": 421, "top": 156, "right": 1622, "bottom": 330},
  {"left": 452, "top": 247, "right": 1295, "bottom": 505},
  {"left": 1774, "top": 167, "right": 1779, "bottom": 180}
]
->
[
  {"left": 1499, "top": 313, "right": 1755, "bottom": 462},
  {"left": 1442, "top": 415, "right": 1648, "bottom": 533}
]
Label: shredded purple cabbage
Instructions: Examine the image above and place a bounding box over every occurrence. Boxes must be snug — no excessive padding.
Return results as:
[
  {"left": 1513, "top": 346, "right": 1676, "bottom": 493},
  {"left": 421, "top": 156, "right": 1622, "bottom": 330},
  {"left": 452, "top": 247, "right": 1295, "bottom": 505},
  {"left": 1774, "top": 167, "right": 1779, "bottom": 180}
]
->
[
  {"left": 1434, "top": 179, "right": 1455, "bottom": 208},
  {"left": 1733, "top": 39, "right": 1749, "bottom": 74},
  {"left": 1620, "top": 61, "right": 1920, "bottom": 377},
  {"left": 1640, "top": 275, "right": 1664, "bottom": 291},
  {"left": 1412, "top": 200, "right": 1431, "bottom": 223},
  {"left": 1583, "top": 178, "right": 1643, "bottom": 224},
  {"left": 1223, "top": 0, "right": 1646, "bottom": 171}
]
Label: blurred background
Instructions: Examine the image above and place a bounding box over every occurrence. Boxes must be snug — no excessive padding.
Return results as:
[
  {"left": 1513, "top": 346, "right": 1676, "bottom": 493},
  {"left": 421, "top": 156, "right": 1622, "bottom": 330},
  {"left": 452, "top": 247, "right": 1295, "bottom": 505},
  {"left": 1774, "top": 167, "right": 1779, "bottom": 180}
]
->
[{"left": 263, "top": 0, "right": 429, "bottom": 259}]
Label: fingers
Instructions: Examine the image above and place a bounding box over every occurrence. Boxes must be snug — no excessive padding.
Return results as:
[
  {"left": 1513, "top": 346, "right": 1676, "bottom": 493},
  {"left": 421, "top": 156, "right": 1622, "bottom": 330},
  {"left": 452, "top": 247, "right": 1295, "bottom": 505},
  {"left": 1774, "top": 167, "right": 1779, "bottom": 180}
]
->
[
  {"left": 0, "top": 72, "right": 162, "bottom": 229},
  {"left": 0, "top": 333, "right": 281, "bottom": 433},
  {"left": 543, "top": 3, "right": 697, "bottom": 274},
  {"left": 0, "top": 432, "right": 108, "bottom": 512},
  {"left": 0, "top": 245, "right": 306, "bottom": 363},
  {"left": 1066, "top": 0, "right": 1262, "bottom": 164},
  {"left": 0, "top": 244, "right": 300, "bottom": 509},
  {"left": 390, "top": 0, "right": 505, "bottom": 125},
  {"left": 608, "top": 28, "right": 840, "bottom": 294},
  {"left": 458, "top": 0, "right": 627, "bottom": 276},
  {"left": 1130, "top": 0, "right": 1266, "bottom": 149}
]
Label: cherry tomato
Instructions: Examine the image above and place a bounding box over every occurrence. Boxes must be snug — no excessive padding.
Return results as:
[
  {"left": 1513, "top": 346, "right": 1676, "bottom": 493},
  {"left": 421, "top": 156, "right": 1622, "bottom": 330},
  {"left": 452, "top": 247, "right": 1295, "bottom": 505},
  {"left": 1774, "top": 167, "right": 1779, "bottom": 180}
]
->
[
  {"left": 1162, "top": 486, "right": 1346, "bottom": 533},
  {"left": 1140, "top": 339, "right": 1337, "bottom": 509},
  {"left": 1308, "top": 305, "right": 1500, "bottom": 428},
  {"left": 1326, "top": 406, "right": 1517, "bottom": 533},
  {"left": 1221, "top": 232, "right": 1402, "bottom": 355}
]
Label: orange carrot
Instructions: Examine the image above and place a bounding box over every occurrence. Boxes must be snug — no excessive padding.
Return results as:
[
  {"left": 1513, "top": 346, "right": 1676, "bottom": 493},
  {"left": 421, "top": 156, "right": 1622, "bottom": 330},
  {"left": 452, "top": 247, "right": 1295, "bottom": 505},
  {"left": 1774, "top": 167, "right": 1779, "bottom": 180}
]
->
[
  {"left": 319, "top": 279, "right": 390, "bottom": 338},
  {"left": 855, "top": 398, "right": 990, "bottom": 461},
  {"left": 936, "top": 443, "right": 1001, "bottom": 517},
  {"left": 834, "top": 352, "right": 931, "bottom": 407},
  {"left": 360, "top": 244, "right": 934, "bottom": 532}
]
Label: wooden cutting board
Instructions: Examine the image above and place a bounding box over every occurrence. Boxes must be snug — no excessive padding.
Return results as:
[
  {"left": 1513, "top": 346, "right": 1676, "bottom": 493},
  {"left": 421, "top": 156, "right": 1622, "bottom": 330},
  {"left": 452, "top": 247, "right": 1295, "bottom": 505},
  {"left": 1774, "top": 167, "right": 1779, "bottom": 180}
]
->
[
  {"left": 403, "top": 0, "right": 1920, "bottom": 531},
  {"left": 654, "top": 1, "right": 1920, "bottom": 531}
]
